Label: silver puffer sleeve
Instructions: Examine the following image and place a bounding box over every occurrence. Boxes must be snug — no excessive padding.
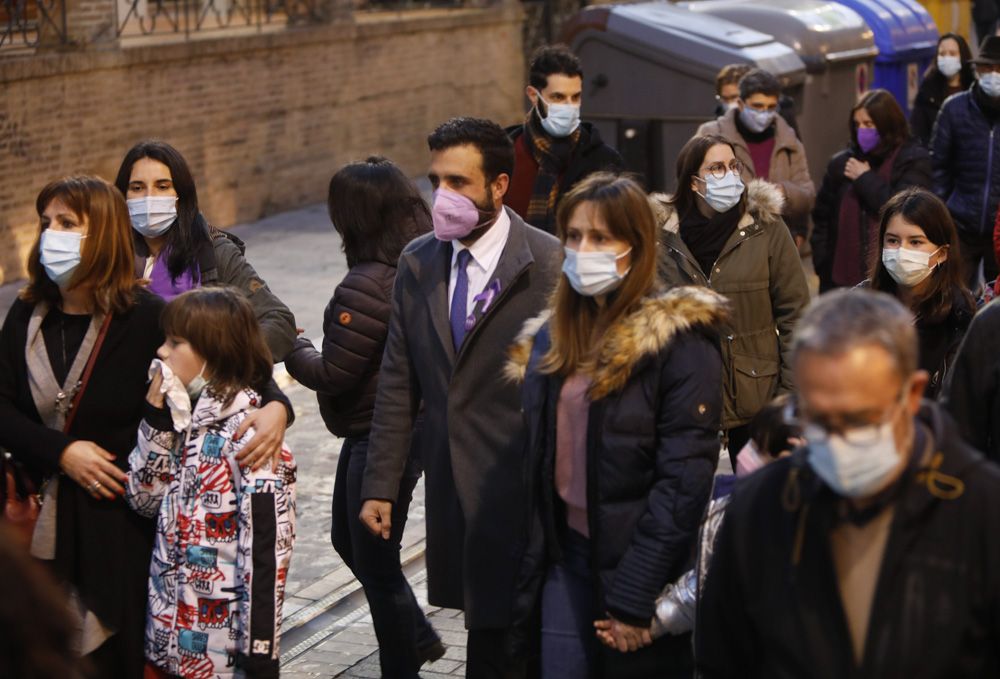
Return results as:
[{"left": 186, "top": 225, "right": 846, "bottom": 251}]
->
[{"left": 650, "top": 494, "right": 732, "bottom": 638}]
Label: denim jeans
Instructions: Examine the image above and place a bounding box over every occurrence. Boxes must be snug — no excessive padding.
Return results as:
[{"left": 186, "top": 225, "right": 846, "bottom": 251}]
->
[
  {"left": 541, "top": 529, "right": 599, "bottom": 679},
  {"left": 331, "top": 435, "right": 438, "bottom": 677}
]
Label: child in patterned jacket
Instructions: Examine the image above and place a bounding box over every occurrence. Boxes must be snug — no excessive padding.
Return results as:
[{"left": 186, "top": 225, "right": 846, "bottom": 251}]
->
[{"left": 125, "top": 287, "right": 296, "bottom": 679}]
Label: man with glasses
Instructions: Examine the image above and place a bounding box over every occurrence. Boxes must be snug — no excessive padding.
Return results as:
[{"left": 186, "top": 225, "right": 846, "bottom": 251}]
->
[
  {"left": 696, "top": 289, "right": 1000, "bottom": 678},
  {"left": 699, "top": 68, "right": 814, "bottom": 247}
]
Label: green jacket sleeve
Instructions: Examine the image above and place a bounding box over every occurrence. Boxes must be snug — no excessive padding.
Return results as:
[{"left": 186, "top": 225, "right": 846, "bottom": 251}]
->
[{"left": 767, "top": 218, "right": 810, "bottom": 392}]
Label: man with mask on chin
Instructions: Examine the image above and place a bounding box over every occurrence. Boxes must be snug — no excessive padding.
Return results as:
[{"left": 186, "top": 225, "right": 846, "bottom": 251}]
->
[
  {"left": 359, "top": 117, "right": 561, "bottom": 677},
  {"left": 698, "top": 68, "right": 814, "bottom": 247},
  {"left": 696, "top": 289, "right": 1000, "bottom": 679},
  {"left": 505, "top": 44, "right": 622, "bottom": 234}
]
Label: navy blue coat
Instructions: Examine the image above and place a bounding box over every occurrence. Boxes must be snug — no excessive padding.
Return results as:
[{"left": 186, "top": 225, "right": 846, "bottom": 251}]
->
[
  {"left": 931, "top": 86, "right": 1000, "bottom": 235},
  {"left": 509, "top": 287, "right": 725, "bottom": 668}
]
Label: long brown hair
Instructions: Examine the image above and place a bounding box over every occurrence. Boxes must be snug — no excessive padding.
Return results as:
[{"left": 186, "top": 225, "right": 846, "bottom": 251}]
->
[
  {"left": 851, "top": 89, "right": 909, "bottom": 154},
  {"left": 161, "top": 288, "right": 274, "bottom": 405},
  {"left": 868, "top": 187, "right": 972, "bottom": 322},
  {"left": 21, "top": 175, "right": 137, "bottom": 314},
  {"left": 541, "top": 173, "right": 659, "bottom": 377}
]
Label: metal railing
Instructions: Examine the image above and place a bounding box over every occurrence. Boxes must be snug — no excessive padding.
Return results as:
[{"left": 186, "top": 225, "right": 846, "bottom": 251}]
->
[
  {"left": 116, "top": 0, "right": 323, "bottom": 40},
  {"left": 1, "top": 0, "right": 67, "bottom": 49}
]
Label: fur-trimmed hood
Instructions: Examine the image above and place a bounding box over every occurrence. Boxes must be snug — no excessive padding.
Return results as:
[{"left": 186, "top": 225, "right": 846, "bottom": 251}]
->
[
  {"left": 505, "top": 286, "right": 729, "bottom": 400},
  {"left": 648, "top": 178, "right": 785, "bottom": 235}
]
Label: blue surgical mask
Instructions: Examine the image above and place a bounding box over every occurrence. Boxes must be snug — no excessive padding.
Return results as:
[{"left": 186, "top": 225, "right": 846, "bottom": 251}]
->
[
  {"left": 185, "top": 362, "right": 208, "bottom": 401},
  {"left": 937, "top": 55, "right": 962, "bottom": 78},
  {"left": 128, "top": 196, "right": 178, "bottom": 239},
  {"left": 739, "top": 106, "right": 776, "bottom": 133},
  {"left": 805, "top": 420, "right": 901, "bottom": 498},
  {"left": 40, "top": 230, "right": 86, "bottom": 288},
  {"left": 562, "top": 247, "right": 631, "bottom": 297},
  {"left": 536, "top": 92, "right": 581, "bottom": 138},
  {"left": 695, "top": 172, "right": 745, "bottom": 213},
  {"left": 980, "top": 72, "right": 1000, "bottom": 98}
]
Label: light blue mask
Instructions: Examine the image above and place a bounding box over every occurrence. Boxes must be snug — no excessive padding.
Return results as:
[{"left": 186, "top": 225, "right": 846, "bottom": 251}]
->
[
  {"left": 40, "top": 230, "right": 85, "bottom": 288},
  {"left": 980, "top": 72, "right": 1000, "bottom": 98}
]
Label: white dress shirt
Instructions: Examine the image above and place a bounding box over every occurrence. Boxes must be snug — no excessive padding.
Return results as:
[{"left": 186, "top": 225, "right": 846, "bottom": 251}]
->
[{"left": 447, "top": 207, "right": 511, "bottom": 313}]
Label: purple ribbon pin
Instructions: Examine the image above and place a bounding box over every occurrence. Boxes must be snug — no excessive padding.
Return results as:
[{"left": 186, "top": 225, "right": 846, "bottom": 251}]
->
[{"left": 464, "top": 279, "right": 502, "bottom": 331}]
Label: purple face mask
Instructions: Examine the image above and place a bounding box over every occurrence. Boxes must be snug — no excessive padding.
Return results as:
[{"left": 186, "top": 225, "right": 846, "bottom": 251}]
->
[
  {"left": 432, "top": 187, "right": 494, "bottom": 242},
  {"left": 857, "top": 127, "right": 880, "bottom": 154}
]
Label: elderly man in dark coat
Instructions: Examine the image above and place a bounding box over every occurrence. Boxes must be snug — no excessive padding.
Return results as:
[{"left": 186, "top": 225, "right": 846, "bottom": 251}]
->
[{"left": 360, "top": 117, "right": 561, "bottom": 677}]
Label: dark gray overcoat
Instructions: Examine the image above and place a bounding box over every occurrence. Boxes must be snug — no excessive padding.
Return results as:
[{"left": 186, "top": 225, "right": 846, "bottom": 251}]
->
[{"left": 361, "top": 208, "right": 560, "bottom": 629}]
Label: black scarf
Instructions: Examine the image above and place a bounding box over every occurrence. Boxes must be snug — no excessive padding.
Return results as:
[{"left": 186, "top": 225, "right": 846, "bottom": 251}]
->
[{"left": 679, "top": 206, "right": 743, "bottom": 276}]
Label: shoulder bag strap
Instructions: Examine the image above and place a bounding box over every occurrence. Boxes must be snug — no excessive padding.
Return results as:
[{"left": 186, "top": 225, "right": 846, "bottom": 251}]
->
[{"left": 62, "top": 312, "right": 113, "bottom": 435}]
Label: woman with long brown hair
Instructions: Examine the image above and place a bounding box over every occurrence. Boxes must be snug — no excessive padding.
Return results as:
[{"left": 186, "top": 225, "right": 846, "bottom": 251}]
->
[
  {"left": 508, "top": 173, "right": 726, "bottom": 677},
  {"left": 812, "top": 89, "right": 932, "bottom": 291},
  {"left": 864, "top": 187, "right": 974, "bottom": 397},
  {"left": 0, "top": 176, "right": 164, "bottom": 677}
]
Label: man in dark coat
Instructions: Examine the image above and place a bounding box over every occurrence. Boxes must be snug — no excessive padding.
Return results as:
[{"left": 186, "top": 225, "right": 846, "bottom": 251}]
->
[
  {"left": 504, "top": 44, "right": 622, "bottom": 233},
  {"left": 931, "top": 35, "right": 1000, "bottom": 291},
  {"left": 697, "top": 289, "right": 1000, "bottom": 678},
  {"left": 360, "top": 117, "right": 561, "bottom": 677}
]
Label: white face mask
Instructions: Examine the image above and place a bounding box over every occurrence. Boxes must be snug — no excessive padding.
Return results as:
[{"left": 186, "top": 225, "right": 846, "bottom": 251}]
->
[
  {"left": 882, "top": 246, "right": 941, "bottom": 287},
  {"left": 937, "top": 55, "right": 962, "bottom": 78},
  {"left": 40, "top": 230, "right": 86, "bottom": 288},
  {"left": 979, "top": 71, "right": 1000, "bottom": 98},
  {"left": 536, "top": 92, "right": 581, "bottom": 138},
  {"left": 804, "top": 393, "right": 907, "bottom": 498},
  {"left": 128, "top": 196, "right": 178, "bottom": 239},
  {"left": 739, "top": 106, "right": 777, "bottom": 133},
  {"left": 562, "top": 246, "right": 631, "bottom": 297},
  {"left": 695, "top": 171, "right": 745, "bottom": 213}
]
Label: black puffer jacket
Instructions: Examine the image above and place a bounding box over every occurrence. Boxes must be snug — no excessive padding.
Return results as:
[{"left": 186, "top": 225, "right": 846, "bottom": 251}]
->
[
  {"left": 812, "top": 140, "right": 932, "bottom": 289},
  {"left": 942, "top": 298, "right": 1000, "bottom": 462},
  {"left": 931, "top": 85, "right": 1000, "bottom": 235},
  {"left": 284, "top": 260, "right": 394, "bottom": 438},
  {"left": 697, "top": 403, "right": 1000, "bottom": 678},
  {"left": 508, "top": 287, "right": 726, "bottom": 648}
]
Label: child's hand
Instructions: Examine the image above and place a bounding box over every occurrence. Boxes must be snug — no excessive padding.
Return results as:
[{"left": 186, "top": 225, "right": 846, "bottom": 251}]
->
[
  {"left": 600, "top": 615, "right": 653, "bottom": 653},
  {"left": 235, "top": 402, "right": 288, "bottom": 471},
  {"left": 594, "top": 619, "right": 617, "bottom": 649},
  {"left": 146, "top": 371, "right": 165, "bottom": 409}
]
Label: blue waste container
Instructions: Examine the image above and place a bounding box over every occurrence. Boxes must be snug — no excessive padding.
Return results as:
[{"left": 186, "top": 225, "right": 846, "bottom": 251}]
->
[{"left": 832, "top": 0, "right": 939, "bottom": 114}]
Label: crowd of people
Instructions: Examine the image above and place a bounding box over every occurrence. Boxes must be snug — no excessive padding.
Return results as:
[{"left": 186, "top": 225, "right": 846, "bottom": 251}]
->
[{"left": 5, "top": 37, "right": 1000, "bottom": 679}]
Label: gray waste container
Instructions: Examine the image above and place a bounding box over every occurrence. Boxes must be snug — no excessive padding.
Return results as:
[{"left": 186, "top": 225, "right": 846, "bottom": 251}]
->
[
  {"left": 562, "top": 2, "right": 806, "bottom": 191},
  {"left": 681, "top": 0, "right": 878, "bottom": 188}
]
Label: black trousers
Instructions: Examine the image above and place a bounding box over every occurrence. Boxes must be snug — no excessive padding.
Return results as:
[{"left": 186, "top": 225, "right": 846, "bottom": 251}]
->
[
  {"left": 331, "top": 435, "right": 438, "bottom": 678},
  {"left": 957, "top": 226, "right": 998, "bottom": 294},
  {"left": 467, "top": 628, "right": 536, "bottom": 679}
]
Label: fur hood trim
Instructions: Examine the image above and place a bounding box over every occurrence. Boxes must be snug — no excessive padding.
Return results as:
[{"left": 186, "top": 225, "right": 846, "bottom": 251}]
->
[
  {"left": 649, "top": 179, "right": 785, "bottom": 235},
  {"left": 505, "top": 286, "right": 728, "bottom": 400}
]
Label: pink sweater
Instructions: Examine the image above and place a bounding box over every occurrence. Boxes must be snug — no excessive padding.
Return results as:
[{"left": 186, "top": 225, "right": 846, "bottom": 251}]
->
[{"left": 556, "top": 374, "right": 592, "bottom": 537}]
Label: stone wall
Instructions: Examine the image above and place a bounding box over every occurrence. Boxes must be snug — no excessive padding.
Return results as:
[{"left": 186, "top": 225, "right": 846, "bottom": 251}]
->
[{"left": 0, "top": 2, "right": 524, "bottom": 283}]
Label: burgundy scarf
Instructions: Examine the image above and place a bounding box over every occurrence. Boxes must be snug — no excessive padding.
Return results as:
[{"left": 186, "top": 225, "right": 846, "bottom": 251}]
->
[{"left": 831, "top": 147, "right": 900, "bottom": 287}]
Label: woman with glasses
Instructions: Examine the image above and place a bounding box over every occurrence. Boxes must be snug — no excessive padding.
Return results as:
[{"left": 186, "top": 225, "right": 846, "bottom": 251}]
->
[
  {"left": 811, "top": 89, "right": 932, "bottom": 292},
  {"left": 863, "top": 188, "right": 973, "bottom": 398},
  {"left": 652, "top": 134, "right": 810, "bottom": 466}
]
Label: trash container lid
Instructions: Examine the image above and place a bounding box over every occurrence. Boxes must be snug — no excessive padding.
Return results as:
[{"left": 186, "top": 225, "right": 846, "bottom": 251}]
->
[
  {"left": 581, "top": 2, "right": 806, "bottom": 82},
  {"left": 682, "top": 0, "right": 878, "bottom": 72},
  {"left": 829, "top": 0, "right": 938, "bottom": 61}
]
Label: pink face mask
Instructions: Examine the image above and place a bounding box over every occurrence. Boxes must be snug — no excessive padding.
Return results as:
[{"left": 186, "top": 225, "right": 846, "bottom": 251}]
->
[{"left": 432, "top": 187, "right": 495, "bottom": 241}]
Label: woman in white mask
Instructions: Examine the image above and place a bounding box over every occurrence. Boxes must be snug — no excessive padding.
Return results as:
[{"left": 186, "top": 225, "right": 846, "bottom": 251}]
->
[
  {"left": 911, "top": 33, "right": 975, "bottom": 147},
  {"left": 651, "top": 134, "right": 810, "bottom": 468},
  {"left": 864, "top": 187, "right": 974, "bottom": 397},
  {"left": 507, "top": 173, "right": 727, "bottom": 677},
  {"left": 113, "top": 140, "right": 296, "bottom": 363}
]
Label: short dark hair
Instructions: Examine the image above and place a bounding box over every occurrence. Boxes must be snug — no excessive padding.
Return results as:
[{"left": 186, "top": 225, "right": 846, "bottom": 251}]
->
[
  {"left": 161, "top": 287, "right": 274, "bottom": 403},
  {"left": 738, "top": 69, "right": 782, "bottom": 100},
  {"left": 851, "top": 89, "right": 909, "bottom": 153},
  {"left": 327, "top": 156, "right": 431, "bottom": 269},
  {"left": 114, "top": 140, "right": 211, "bottom": 281},
  {"left": 427, "top": 117, "right": 514, "bottom": 185},
  {"left": 529, "top": 44, "right": 583, "bottom": 90},
  {"left": 716, "top": 63, "right": 752, "bottom": 94},
  {"left": 868, "top": 187, "right": 973, "bottom": 323}
]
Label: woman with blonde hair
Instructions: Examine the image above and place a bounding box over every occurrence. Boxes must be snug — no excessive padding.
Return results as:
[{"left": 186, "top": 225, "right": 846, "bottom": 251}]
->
[{"left": 508, "top": 172, "right": 726, "bottom": 677}]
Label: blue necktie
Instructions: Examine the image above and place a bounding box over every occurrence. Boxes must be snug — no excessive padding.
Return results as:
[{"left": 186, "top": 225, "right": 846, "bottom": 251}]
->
[{"left": 450, "top": 248, "right": 472, "bottom": 350}]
